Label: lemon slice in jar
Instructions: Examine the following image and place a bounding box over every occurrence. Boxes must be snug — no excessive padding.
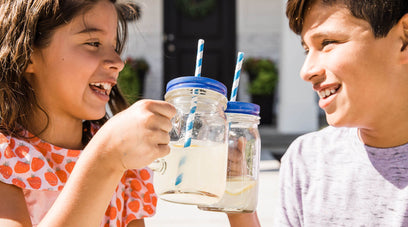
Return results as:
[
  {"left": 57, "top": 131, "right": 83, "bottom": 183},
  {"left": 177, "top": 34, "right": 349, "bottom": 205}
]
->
[{"left": 225, "top": 177, "right": 256, "bottom": 196}]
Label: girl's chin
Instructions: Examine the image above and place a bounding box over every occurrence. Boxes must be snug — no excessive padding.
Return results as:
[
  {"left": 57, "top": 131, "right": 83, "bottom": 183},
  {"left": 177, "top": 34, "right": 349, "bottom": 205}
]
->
[{"left": 86, "top": 110, "right": 107, "bottom": 121}]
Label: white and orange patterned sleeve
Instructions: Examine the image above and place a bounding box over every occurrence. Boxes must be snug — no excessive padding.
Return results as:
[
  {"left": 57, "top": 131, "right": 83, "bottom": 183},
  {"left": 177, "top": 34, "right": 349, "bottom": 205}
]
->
[
  {"left": 0, "top": 133, "right": 72, "bottom": 191},
  {"left": 101, "top": 168, "right": 157, "bottom": 226}
]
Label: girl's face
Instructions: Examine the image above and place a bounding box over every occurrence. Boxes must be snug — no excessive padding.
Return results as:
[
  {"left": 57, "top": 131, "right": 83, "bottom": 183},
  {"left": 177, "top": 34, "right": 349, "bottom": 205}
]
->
[
  {"left": 300, "top": 3, "right": 407, "bottom": 129},
  {"left": 26, "top": 0, "right": 124, "bottom": 122}
]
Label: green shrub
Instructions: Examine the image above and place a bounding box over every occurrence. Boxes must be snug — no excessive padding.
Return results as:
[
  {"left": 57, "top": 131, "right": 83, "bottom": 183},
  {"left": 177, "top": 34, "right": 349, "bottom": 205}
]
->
[
  {"left": 118, "top": 62, "right": 140, "bottom": 104},
  {"left": 243, "top": 58, "right": 278, "bottom": 96}
]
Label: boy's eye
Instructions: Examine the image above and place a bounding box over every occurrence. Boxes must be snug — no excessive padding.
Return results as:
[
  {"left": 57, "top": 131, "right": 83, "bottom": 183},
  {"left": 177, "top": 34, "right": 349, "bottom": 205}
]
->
[
  {"left": 86, "top": 42, "right": 101, "bottom": 47},
  {"left": 303, "top": 48, "right": 310, "bottom": 55},
  {"left": 321, "top": 40, "right": 337, "bottom": 48},
  {"left": 302, "top": 45, "right": 309, "bottom": 55}
]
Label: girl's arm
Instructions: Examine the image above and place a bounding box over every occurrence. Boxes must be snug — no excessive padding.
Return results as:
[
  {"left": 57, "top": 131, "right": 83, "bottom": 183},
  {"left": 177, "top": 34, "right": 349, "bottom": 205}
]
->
[
  {"left": 0, "top": 183, "right": 32, "bottom": 226},
  {"left": 41, "top": 100, "right": 175, "bottom": 226},
  {"left": 0, "top": 100, "right": 175, "bottom": 227},
  {"left": 39, "top": 139, "right": 125, "bottom": 226}
]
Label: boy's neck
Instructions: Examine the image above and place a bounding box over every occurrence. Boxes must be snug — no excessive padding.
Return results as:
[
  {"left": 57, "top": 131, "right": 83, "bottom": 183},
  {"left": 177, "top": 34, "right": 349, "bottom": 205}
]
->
[{"left": 358, "top": 115, "right": 408, "bottom": 148}]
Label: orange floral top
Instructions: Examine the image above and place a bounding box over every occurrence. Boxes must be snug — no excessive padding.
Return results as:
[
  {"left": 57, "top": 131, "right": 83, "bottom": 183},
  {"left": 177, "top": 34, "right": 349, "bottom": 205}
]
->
[{"left": 0, "top": 123, "right": 157, "bottom": 226}]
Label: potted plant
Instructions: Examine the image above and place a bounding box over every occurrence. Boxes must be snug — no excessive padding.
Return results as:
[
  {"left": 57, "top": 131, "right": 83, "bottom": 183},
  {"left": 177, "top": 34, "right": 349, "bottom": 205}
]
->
[
  {"left": 117, "top": 58, "right": 149, "bottom": 104},
  {"left": 243, "top": 57, "right": 278, "bottom": 125}
]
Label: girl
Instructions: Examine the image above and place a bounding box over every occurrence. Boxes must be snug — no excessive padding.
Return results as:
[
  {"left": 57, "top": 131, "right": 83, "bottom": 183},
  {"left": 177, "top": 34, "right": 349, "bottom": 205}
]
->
[{"left": 0, "top": 0, "right": 176, "bottom": 226}]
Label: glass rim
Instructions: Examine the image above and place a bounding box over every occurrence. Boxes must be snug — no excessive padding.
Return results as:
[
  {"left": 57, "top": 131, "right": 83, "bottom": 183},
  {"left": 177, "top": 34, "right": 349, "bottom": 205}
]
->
[{"left": 166, "top": 76, "right": 228, "bottom": 97}]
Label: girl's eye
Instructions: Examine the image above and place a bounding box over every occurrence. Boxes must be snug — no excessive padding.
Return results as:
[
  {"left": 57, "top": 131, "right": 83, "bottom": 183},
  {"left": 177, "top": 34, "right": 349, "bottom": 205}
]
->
[{"left": 86, "top": 42, "right": 101, "bottom": 47}]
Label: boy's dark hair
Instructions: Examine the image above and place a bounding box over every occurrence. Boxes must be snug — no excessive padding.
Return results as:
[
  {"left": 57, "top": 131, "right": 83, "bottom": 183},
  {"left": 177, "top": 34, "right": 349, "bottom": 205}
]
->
[
  {"left": 0, "top": 0, "right": 139, "bottom": 140},
  {"left": 286, "top": 0, "right": 408, "bottom": 38}
]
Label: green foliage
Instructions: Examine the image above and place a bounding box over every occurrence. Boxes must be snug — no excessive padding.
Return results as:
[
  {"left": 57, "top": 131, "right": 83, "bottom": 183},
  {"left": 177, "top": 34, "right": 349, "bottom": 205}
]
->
[
  {"left": 118, "top": 63, "right": 140, "bottom": 104},
  {"left": 243, "top": 58, "right": 278, "bottom": 96},
  {"left": 117, "top": 58, "right": 149, "bottom": 105},
  {"left": 176, "top": 0, "right": 217, "bottom": 19}
]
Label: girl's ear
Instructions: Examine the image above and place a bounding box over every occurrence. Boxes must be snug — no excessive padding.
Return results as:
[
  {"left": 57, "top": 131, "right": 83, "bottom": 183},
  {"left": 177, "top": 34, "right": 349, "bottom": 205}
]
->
[
  {"left": 399, "top": 14, "right": 408, "bottom": 64},
  {"left": 25, "top": 59, "right": 35, "bottom": 74}
]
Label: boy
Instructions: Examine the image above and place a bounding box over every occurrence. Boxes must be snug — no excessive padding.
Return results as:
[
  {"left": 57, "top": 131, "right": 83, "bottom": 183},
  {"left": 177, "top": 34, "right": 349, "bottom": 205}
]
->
[{"left": 277, "top": 0, "right": 408, "bottom": 226}]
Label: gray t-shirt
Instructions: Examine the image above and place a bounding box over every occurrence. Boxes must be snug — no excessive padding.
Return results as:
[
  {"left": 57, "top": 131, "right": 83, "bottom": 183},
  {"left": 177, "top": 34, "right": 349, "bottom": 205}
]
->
[{"left": 276, "top": 126, "right": 408, "bottom": 227}]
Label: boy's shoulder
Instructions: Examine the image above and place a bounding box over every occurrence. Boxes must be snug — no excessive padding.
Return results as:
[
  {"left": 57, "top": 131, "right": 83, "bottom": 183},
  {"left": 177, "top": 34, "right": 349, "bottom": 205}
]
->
[
  {"left": 295, "top": 126, "right": 357, "bottom": 145},
  {"left": 282, "top": 126, "right": 359, "bottom": 162}
]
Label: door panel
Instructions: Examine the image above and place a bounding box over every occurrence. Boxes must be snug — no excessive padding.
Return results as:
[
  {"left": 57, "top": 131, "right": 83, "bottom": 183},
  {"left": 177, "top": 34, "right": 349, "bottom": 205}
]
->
[{"left": 163, "top": 0, "right": 236, "bottom": 97}]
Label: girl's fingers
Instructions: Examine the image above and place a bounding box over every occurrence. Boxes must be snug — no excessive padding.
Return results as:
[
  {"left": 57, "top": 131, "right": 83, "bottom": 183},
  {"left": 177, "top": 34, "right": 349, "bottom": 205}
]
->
[
  {"left": 146, "top": 113, "right": 173, "bottom": 133},
  {"left": 132, "top": 99, "right": 176, "bottom": 120}
]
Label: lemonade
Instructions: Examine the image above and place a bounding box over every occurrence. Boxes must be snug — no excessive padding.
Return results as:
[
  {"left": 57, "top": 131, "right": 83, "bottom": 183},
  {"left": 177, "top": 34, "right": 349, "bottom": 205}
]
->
[
  {"left": 199, "top": 176, "right": 258, "bottom": 213},
  {"left": 154, "top": 140, "right": 228, "bottom": 205}
]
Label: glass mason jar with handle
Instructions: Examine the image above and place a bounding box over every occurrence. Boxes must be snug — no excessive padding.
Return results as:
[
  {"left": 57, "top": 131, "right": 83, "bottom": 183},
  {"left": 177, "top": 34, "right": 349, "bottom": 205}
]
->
[
  {"left": 198, "top": 101, "right": 261, "bottom": 213},
  {"left": 151, "top": 76, "right": 229, "bottom": 206}
]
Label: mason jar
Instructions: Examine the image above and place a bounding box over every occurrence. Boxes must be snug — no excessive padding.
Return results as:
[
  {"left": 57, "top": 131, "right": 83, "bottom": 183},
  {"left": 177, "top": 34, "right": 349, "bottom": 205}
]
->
[
  {"left": 152, "top": 76, "right": 229, "bottom": 205},
  {"left": 198, "top": 101, "right": 261, "bottom": 213}
]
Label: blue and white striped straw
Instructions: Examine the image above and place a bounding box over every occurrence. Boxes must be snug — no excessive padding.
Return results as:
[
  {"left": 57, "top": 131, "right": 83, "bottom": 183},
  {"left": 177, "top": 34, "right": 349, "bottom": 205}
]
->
[
  {"left": 194, "top": 39, "right": 204, "bottom": 77},
  {"left": 183, "top": 39, "right": 204, "bottom": 148},
  {"left": 230, "top": 52, "right": 244, "bottom": 101},
  {"left": 183, "top": 90, "right": 198, "bottom": 148},
  {"left": 176, "top": 39, "right": 205, "bottom": 186}
]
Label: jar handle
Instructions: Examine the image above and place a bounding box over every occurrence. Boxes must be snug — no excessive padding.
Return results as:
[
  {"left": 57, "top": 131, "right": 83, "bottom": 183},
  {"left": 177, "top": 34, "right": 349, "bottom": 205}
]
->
[{"left": 148, "top": 159, "right": 167, "bottom": 174}]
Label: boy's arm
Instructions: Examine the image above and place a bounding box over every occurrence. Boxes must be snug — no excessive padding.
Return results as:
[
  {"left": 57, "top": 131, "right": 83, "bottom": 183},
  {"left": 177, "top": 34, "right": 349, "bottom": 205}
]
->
[{"left": 227, "top": 212, "right": 261, "bottom": 227}]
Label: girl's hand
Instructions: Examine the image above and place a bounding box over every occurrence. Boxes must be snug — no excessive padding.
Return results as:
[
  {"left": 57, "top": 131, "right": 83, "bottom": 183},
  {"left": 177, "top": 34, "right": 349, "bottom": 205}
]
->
[{"left": 91, "top": 99, "right": 176, "bottom": 171}]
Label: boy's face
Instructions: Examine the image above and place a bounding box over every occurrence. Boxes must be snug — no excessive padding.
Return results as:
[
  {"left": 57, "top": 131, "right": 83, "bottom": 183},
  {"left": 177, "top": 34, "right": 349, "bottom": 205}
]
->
[
  {"left": 26, "top": 0, "right": 124, "bottom": 122},
  {"left": 300, "top": 2, "right": 407, "bottom": 129}
]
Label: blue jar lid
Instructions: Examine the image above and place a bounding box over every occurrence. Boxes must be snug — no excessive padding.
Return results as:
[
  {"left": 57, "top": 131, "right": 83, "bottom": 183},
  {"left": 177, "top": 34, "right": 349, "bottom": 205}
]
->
[
  {"left": 226, "top": 101, "right": 260, "bottom": 116},
  {"left": 166, "top": 76, "right": 228, "bottom": 97}
]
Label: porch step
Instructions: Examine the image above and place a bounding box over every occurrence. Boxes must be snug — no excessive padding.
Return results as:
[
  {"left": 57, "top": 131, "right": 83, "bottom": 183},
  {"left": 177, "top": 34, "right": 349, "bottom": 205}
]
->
[{"left": 259, "top": 126, "right": 301, "bottom": 161}]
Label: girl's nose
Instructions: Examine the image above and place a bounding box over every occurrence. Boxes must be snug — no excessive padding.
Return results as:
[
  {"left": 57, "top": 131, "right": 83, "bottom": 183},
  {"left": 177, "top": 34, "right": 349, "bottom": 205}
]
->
[
  {"left": 300, "top": 52, "right": 325, "bottom": 84},
  {"left": 103, "top": 49, "right": 125, "bottom": 73}
]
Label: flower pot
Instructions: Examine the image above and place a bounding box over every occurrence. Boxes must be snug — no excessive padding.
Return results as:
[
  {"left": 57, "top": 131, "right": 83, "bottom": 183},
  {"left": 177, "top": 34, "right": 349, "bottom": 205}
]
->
[{"left": 251, "top": 94, "right": 275, "bottom": 126}]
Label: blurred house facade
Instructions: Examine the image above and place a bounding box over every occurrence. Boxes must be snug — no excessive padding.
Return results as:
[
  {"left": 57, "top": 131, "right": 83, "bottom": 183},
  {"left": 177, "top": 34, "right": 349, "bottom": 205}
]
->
[{"left": 122, "top": 0, "right": 319, "bottom": 134}]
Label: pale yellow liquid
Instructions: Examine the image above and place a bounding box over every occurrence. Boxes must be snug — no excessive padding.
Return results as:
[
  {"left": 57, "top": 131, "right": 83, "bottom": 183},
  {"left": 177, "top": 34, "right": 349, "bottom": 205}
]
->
[
  {"left": 199, "top": 176, "right": 258, "bottom": 213},
  {"left": 154, "top": 140, "right": 228, "bottom": 205}
]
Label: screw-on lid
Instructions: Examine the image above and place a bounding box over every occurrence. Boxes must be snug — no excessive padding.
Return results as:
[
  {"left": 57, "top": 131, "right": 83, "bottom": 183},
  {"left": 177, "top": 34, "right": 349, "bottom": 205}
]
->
[
  {"left": 225, "top": 101, "right": 260, "bottom": 116},
  {"left": 166, "top": 76, "right": 228, "bottom": 97}
]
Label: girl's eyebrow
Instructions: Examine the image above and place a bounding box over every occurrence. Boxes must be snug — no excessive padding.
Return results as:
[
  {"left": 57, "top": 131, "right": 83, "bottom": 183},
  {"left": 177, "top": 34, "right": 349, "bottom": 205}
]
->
[{"left": 75, "top": 27, "right": 106, "bottom": 35}]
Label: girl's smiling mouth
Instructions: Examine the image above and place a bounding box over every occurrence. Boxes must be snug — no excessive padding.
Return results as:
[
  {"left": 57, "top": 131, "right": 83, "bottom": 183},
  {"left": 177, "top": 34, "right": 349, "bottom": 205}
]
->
[{"left": 89, "top": 82, "right": 113, "bottom": 96}]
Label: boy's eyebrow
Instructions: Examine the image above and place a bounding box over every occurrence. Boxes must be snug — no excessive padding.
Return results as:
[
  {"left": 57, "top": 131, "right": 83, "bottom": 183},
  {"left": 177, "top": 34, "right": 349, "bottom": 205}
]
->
[{"left": 300, "top": 32, "right": 332, "bottom": 46}]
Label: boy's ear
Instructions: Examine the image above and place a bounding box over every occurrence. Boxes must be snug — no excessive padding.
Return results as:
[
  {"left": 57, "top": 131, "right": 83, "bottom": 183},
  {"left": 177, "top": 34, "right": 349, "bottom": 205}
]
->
[{"left": 399, "top": 14, "right": 408, "bottom": 64}]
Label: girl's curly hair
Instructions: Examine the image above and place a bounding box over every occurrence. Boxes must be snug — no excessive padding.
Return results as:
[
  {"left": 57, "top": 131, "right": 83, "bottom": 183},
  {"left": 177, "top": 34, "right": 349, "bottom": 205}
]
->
[{"left": 0, "top": 0, "right": 139, "bottom": 140}]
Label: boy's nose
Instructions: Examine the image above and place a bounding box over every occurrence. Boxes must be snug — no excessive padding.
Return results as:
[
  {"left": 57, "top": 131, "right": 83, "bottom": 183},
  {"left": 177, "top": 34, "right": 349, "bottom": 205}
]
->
[{"left": 300, "top": 53, "right": 325, "bottom": 84}]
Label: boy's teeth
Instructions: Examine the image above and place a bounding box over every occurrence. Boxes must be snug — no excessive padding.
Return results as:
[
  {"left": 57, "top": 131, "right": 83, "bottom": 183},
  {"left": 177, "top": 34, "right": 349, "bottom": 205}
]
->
[{"left": 319, "top": 88, "right": 336, "bottom": 98}]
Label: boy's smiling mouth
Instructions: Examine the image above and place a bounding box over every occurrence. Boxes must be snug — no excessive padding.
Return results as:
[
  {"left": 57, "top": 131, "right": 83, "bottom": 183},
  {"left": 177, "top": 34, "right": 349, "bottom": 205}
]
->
[
  {"left": 317, "top": 85, "right": 341, "bottom": 99},
  {"left": 89, "top": 82, "right": 113, "bottom": 96}
]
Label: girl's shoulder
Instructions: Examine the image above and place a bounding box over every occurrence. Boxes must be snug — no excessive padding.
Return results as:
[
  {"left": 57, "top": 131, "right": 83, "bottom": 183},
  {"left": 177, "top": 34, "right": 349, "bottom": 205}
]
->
[{"left": 0, "top": 132, "right": 81, "bottom": 191}]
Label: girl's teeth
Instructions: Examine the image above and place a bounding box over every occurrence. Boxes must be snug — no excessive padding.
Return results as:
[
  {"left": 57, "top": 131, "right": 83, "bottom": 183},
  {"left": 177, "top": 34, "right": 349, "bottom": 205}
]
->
[{"left": 89, "top": 82, "right": 112, "bottom": 95}]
